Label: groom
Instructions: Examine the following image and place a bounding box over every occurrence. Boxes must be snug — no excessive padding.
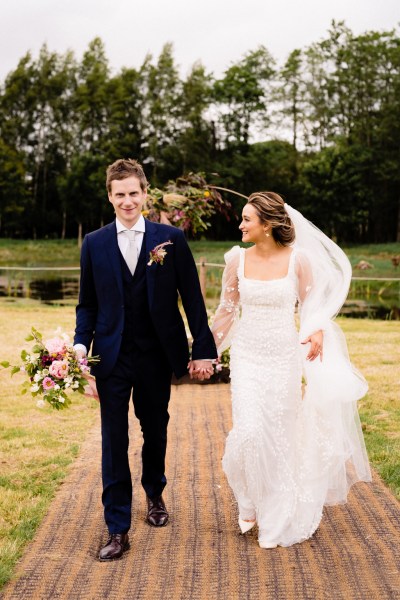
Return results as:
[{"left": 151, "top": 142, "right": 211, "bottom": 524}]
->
[{"left": 74, "top": 158, "right": 217, "bottom": 560}]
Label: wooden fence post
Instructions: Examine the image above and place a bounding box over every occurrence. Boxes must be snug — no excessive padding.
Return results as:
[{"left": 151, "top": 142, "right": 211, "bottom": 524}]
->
[{"left": 199, "top": 256, "right": 207, "bottom": 302}]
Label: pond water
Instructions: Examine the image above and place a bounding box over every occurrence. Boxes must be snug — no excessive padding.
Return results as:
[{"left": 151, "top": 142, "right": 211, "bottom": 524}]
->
[
  {"left": 0, "top": 275, "right": 80, "bottom": 304},
  {"left": 0, "top": 273, "right": 399, "bottom": 319}
]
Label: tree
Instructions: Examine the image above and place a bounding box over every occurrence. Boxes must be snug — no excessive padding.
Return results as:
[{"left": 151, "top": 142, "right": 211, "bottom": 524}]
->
[
  {"left": 300, "top": 22, "right": 400, "bottom": 241},
  {"left": 299, "top": 141, "right": 372, "bottom": 242},
  {"left": 276, "top": 49, "right": 305, "bottom": 151},
  {"left": 213, "top": 47, "right": 275, "bottom": 148},
  {"left": 104, "top": 67, "right": 144, "bottom": 161},
  {"left": 179, "top": 62, "right": 214, "bottom": 172},
  {"left": 75, "top": 38, "right": 110, "bottom": 151},
  {"left": 0, "top": 46, "right": 78, "bottom": 237},
  {"left": 140, "top": 44, "right": 183, "bottom": 183},
  {"left": 0, "top": 139, "right": 28, "bottom": 235}
]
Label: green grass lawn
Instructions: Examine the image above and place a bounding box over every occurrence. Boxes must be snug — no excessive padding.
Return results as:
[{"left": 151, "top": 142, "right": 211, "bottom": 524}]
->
[
  {"left": 0, "top": 304, "right": 99, "bottom": 589},
  {"left": 0, "top": 301, "right": 398, "bottom": 591},
  {"left": 1, "top": 239, "right": 400, "bottom": 276}
]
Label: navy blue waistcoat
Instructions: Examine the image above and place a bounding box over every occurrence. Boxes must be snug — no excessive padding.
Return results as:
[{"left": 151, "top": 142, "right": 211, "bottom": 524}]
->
[{"left": 119, "top": 238, "right": 160, "bottom": 352}]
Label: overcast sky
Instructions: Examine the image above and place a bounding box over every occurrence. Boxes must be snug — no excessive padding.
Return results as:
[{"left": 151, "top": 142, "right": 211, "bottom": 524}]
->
[{"left": 1, "top": 0, "right": 399, "bottom": 81}]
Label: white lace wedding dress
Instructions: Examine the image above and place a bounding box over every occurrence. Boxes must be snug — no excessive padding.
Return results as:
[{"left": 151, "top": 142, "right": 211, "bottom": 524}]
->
[{"left": 212, "top": 245, "right": 371, "bottom": 547}]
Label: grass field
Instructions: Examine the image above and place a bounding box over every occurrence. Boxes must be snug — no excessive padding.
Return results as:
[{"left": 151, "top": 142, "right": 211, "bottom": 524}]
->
[
  {"left": 1, "top": 239, "right": 400, "bottom": 276},
  {"left": 0, "top": 303, "right": 99, "bottom": 589},
  {"left": 0, "top": 300, "right": 398, "bottom": 590}
]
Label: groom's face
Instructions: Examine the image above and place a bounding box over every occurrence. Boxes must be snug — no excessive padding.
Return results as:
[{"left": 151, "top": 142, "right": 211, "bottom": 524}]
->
[{"left": 108, "top": 176, "right": 147, "bottom": 228}]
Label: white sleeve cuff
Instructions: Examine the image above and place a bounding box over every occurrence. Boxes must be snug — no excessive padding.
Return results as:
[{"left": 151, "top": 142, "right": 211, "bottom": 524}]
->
[{"left": 73, "top": 343, "right": 87, "bottom": 355}]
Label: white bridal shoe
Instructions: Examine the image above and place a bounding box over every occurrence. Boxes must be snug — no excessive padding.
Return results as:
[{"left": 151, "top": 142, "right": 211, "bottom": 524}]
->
[
  {"left": 258, "top": 540, "right": 278, "bottom": 549},
  {"left": 238, "top": 518, "right": 256, "bottom": 534},
  {"left": 258, "top": 532, "right": 278, "bottom": 549}
]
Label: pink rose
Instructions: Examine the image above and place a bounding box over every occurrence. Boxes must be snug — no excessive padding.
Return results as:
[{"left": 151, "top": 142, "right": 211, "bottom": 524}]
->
[
  {"left": 49, "top": 360, "right": 69, "bottom": 379},
  {"left": 42, "top": 376, "right": 55, "bottom": 390},
  {"left": 45, "top": 337, "right": 66, "bottom": 355}
]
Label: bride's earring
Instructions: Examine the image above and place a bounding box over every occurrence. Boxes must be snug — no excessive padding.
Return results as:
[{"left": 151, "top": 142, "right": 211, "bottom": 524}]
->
[{"left": 264, "top": 230, "right": 271, "bottom": 238}]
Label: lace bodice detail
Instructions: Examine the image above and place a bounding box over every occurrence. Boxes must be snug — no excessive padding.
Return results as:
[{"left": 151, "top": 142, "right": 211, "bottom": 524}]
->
[
  {"left": 239, "top": 249, "right": 297, "bottom": 327},
  {"left": 212, "top": 246, "right": 305, "bottom": 353}
]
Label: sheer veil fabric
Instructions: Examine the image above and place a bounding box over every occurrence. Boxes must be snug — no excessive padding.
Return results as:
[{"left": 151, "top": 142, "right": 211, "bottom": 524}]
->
[
  {"left": 284, "top": 203, "right": 371, "bottom": 503},
  {"left": 212, "top": 203, "right": 371, "bottom": 546}
]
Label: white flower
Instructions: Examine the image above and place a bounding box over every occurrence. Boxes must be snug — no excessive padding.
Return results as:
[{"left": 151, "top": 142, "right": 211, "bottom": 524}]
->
[
  {"left": 72, "top": 381, "right": 79, "bottom": 389},
  {"left": 59, "top": 397, "right": 65, "bottom": 404},
  {"left": 54, "top": 384, "right": 60, "bottom": 390},
  {"left": 65, "top": 383, "right": 70, "bottom": 388},
  {"left": 64, "top": 376, "right": 73, "bottom": 384},
  {"left": 33, "top": 373, "right": 42, "bottom": 382},
  {"left": 36, "top": 399, "right": 46, "bottom": 408},
  {"left": 42, "top": 368, "right": 49, "bottom": 376},
  {"left": 31, "top": 384, "right": 40, "bottom": 392}
]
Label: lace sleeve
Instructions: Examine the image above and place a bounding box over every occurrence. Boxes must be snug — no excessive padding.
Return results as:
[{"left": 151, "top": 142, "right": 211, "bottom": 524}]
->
[
  {"left": 211, "top": 246, "right": 241, "bottom": 355},
  {"left": 295, "top": 250, "right": 313, "bottom": 307},
  {"left": 295, "top": 250, "right": 329, "bottom": 339}
]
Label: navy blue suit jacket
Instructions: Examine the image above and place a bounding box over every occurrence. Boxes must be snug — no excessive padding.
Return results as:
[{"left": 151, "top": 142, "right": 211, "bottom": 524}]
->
[{"left": 74, "top": 219, "right": 217, "bottom": 379}]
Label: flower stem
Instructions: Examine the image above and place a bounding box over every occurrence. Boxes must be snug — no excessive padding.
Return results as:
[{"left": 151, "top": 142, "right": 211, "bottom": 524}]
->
[{"left": 207, "top": 186, "right": 249, "bottom": 201}]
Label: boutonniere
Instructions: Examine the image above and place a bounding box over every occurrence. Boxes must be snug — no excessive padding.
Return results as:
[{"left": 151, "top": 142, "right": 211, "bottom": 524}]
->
[{"left": 147, "top": 241, "right": 173, "bottom": 266}]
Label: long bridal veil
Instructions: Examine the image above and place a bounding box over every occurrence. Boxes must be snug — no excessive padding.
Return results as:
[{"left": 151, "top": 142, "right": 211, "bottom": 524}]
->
[{"left": 285, "top": 203, "right": 371, "bottom": 504}]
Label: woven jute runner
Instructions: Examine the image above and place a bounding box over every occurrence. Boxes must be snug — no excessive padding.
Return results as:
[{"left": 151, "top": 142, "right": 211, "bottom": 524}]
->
[{"left": 1, "top": 384, "right": 399, "bottom": 600}]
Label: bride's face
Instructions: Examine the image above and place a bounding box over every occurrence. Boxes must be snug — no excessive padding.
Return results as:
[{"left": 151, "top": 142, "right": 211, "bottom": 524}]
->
[{"left": 239, "top": 204, "right": 269, "bottom": 243}]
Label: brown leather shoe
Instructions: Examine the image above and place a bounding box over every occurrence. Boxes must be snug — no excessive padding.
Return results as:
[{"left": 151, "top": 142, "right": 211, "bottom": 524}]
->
[
  {"left": 146, "top": 495, "right": 169, "bottom": 527},
  {"left": 99, "top": 533, "right": 130, "bottom": 561}
]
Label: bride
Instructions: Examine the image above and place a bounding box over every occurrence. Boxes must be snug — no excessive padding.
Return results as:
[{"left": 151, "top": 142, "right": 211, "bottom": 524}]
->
[{"left": 212, "top": 192, "right": 371, "bottom": 549}]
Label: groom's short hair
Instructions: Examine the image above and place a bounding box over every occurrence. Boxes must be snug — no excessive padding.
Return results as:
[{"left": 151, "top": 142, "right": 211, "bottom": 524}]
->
[{"left": 106, "top": 158, "right": 148, "bottom": 192}]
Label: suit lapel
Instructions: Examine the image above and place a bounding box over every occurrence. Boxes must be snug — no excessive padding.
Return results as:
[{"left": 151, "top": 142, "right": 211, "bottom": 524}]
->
[
  {"left": 104, "top": 221, "right": 123, "bottom": 298},
  {"left": 145, "top": 219, "right": 160, "bottom": 309}
]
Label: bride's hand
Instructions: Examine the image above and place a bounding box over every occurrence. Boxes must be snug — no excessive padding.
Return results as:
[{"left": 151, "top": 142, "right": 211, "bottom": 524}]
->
[{"left": 301, "top": 330, "right": 323, "bottom": 361}]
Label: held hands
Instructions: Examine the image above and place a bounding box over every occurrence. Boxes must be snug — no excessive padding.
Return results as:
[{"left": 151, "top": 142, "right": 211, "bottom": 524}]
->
[
  {"left": 188, "top": 359, "right": 214, "bottom": 381},
  {"left": 301, "top": 330, "right": 323, "bottom": 362}
]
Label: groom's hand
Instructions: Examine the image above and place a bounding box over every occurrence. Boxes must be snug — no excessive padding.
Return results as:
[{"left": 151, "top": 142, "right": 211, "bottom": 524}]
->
[
  {"left": 188, "top": 360, "right": 214, "bottom": 381},
  {"left": 73, "top": 344, "right": 87, "bottom": 361}
]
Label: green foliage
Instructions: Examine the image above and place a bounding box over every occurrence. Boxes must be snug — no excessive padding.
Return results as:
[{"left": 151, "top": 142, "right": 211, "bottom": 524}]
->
[
  {"left": 0, "top": 24, "right": 399, "bottom": 242},
  {"left": 213, "top": 46, "right": 275, "bottom": 147}
]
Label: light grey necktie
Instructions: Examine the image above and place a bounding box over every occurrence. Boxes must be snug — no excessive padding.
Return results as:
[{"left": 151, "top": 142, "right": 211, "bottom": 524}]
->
[{"left": 122, "top": 229, "right": 138, "bottom": 275}]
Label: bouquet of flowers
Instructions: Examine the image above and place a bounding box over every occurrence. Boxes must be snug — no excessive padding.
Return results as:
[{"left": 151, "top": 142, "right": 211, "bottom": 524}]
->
[
  {"left": 1, "top": 327, "right": 99, "bottom": 410},
  {"left": 143, "top": 172, "right": 233, "bottom": 236}
]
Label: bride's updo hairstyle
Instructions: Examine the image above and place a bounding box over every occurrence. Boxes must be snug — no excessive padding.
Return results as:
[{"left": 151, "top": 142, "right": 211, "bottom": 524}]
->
[{"left": 247, "top": 192, "right": 295, "bottom": 246}]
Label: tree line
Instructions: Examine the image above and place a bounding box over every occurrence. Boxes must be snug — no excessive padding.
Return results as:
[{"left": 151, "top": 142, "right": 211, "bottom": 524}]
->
[{"left": 0, "top": 21, "right": 399, "bottom": 242}]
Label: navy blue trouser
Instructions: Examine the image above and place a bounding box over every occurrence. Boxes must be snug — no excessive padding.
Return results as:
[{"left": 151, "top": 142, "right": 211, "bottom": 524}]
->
[{"left": 96, "top": 345, "right": 172, "bottom": 534}]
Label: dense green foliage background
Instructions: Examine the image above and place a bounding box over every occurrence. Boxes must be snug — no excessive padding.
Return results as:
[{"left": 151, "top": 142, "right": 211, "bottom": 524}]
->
[{"left": 1, "top": 21, "right": 399, "bottom": 243}]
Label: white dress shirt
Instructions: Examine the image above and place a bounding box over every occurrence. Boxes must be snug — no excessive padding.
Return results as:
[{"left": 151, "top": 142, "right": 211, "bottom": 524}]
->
[{"left": 116, "top": 215, "right": 145, "bottom": 261}]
